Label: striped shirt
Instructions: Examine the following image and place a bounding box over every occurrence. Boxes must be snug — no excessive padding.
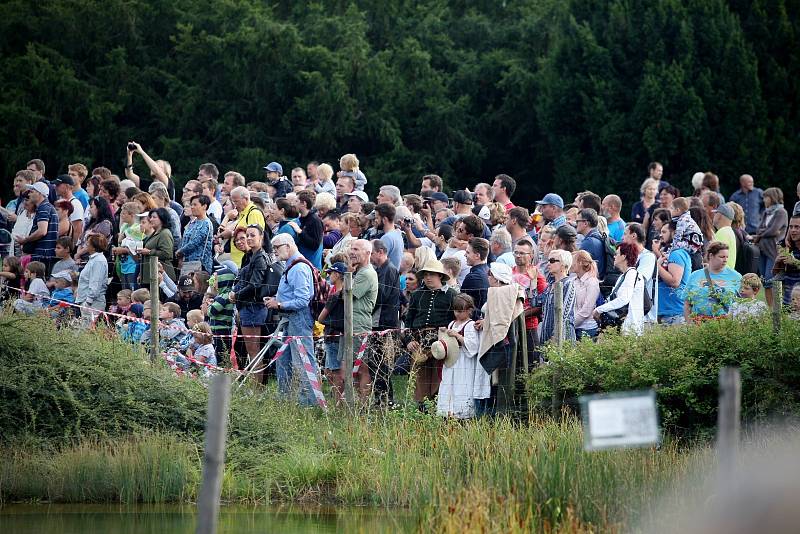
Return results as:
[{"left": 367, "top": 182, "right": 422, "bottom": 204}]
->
[{"left": 31, "top": 201, "right": 59, "bottom": 260}]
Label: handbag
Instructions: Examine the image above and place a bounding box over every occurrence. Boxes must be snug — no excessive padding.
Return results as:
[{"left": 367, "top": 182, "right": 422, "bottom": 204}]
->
[{"left": 598, "top": 269, "right": 642, "bottom": 329}]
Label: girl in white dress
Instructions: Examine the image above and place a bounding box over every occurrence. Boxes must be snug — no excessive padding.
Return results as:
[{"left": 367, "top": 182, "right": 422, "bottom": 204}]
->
[{"left": 436, "top": 294, "right": 482, "bottom": 418}]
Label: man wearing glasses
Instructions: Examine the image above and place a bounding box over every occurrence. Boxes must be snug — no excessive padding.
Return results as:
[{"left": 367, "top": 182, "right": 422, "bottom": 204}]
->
[
  {"left": 265, "top": 233, "right": 320, "bottom": 407},
  {"left": 576, "top": 208, "right": 607, "bottom": 278},
  {"left": 512, "top": 238, "right": 547, "bottom": 339}
]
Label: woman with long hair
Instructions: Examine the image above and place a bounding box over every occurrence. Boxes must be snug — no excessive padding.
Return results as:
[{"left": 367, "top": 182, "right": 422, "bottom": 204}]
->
[
  {"left": 753, "top": 187, "right": 789, "bottom": 306},
  {"left": 571, "top": 250, "right": 601, "bottom": 339},
  {"left": 773, "top": 213, "right": 800, "bottom": 305},
  {"left": 75, "top": 196, "right": 114, "bottom": 261},
  {"left": 138, "top": 207, "right": 176, "bottom": 286}
]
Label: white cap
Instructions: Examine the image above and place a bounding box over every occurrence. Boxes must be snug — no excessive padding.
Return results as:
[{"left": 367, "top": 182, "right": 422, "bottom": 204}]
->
[
  {"left": 489, "top": 262, "right": 513, "bottom": 285},
  {"left": 346, "top": 191, "right": 369, "bottom": 203},
  {"left": 25, "top": 182, "right": 50, "bottom": 197}
]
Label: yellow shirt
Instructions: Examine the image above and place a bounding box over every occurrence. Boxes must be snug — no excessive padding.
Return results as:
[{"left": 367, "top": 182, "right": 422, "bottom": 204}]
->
[
  {"left": 714, "top": 226, "right": 737, "bottom": 270},
  {"left": 230, "top": 202, "right": 266, "bottom": 267}
]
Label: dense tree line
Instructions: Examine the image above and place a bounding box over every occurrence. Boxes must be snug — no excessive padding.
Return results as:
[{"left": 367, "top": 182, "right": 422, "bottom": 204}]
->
[{"left": 1, "top": 0, "right": 797, "bottom": 204}]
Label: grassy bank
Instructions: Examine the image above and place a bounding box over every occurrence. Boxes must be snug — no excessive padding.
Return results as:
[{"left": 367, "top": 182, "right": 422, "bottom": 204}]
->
[{"left": 0, "top": 312, "right": 711, "bottom": 532}]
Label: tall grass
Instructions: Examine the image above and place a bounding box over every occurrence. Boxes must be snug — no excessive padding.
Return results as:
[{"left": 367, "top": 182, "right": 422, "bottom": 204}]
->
[{"left": 1, "top": 434, "right": 197, "bottom": 503}]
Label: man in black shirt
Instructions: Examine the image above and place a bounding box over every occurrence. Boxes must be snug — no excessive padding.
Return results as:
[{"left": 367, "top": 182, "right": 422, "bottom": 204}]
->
[{"left": 369, "top": 239, "right": 400, "bottom": 406}]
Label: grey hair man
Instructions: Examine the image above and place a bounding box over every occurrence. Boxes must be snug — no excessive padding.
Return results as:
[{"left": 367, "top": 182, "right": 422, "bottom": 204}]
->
[
  {"left": 377, "top": 185, "right": 402, "bottom": 206},
  {"left": 490, "top": 227, "right": 515, "bottom": 266},
  {"left": 265, "top": 232, "right": 321, "bottom": 406}
]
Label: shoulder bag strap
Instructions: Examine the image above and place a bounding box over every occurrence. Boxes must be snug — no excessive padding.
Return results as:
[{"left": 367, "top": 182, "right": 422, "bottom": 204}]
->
[{"left": 703, "top": 267, "right": 727, "bottom": 309}]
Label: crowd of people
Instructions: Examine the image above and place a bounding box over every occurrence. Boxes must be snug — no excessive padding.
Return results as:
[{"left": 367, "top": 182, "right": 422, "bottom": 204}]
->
[{"left": 2, "top": 150, "right": 800, "bottom": 416}]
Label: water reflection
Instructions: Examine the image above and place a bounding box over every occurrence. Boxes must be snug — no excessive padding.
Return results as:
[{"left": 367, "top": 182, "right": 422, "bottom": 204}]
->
[{"left": 0, "top": 504, "right": 414, "bottom": 533}]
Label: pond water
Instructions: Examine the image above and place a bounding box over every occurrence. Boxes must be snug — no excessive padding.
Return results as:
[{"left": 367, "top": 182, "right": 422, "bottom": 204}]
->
[{"left": 0, "top": 504, "right": 415, "bottom": 533}]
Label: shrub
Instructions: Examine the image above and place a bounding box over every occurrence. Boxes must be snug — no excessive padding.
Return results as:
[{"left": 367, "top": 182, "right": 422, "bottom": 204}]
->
[{"left": 526, "top": 316, "right": 800, "bottom": 438}]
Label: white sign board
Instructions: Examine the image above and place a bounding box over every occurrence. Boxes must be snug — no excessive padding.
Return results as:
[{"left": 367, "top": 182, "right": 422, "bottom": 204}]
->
[{"left": 579, "top": 390, "right": 660, "bottom": 451}]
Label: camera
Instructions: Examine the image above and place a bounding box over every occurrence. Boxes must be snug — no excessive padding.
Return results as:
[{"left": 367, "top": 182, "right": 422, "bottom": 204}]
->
[
  {"left": 402, "top": 216, "right": 415, "bottom": 226},
  {"left": 127, "top": 143, "right": 137, "bottom": 151}
]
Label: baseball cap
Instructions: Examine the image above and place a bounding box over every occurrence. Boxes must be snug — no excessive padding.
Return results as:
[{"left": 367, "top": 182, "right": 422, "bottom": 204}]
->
[
  {"left": 556, "top": 224, "right": 577, "bottom": 240},
  {"left": 712, "top": 203, "right": 735, "bottom": 221},
  {"left": 535, "top": 193, "right": 564, "bottom": 209},
  {"left": 263, "top": 161, "right": 283, "bottom": 174},
  {"left": 25, "top": 182, "right": 50, "bottom": 197},
  {"left": 50, "top": 271, "right": 73, "bottom": 282},
  {"left": 178, "top": 275, "right": 194, "bottom": 290},
  {"left": 52, "top": 174, "right": 74, "bottom": 187},
  {"left": 346, "top": 191, "right": 369, "bottom": 203},
  {"left": 329, "top": 262, "right": 348, "bottom": 275},
  {"left": 430, "top": 192, "right": 449, "bottom": 203},
  {"left": 453, "top": 190, "right": 474, "bottom": 205},
  {"left": 473, "top": 205, "right": 491, "bottom": 222}
]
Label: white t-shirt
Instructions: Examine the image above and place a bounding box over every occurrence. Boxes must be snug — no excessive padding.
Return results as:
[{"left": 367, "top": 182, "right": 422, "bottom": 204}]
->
[
  {"left": 28, "top": 278, "right": 50, "bottom": 305},
  {"left": 67, "top": 196, "right": 84, "bottom": 224},
  {"left": 207, "top": 199, "right": 223, "bottom": 224}
]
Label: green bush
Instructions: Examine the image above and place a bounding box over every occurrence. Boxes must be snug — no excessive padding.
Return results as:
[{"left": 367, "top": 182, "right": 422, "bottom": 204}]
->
[{"left": 526, "top": 316, "right": 800, "bottom": 437}]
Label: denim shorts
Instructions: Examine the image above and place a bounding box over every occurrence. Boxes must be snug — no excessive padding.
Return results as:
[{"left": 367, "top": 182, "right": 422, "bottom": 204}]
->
[
  {"left": 659, "top": 315, "right": 685, "bottom": 326},
  {"left": 325, "top": 340, "right": 341, "bottom": 370},
  {"left": 238, "top": 304, "right": 267, "bottom": 327}
]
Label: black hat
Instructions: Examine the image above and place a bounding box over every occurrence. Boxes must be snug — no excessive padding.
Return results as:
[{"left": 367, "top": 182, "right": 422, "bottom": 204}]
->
[
  {"left": 453, "top": 190, "right": 474, "bottom": 205},
  {"left": 556, "top": 224, "right": 577, "bottom": 240},
  {"left": 52, "top": 174, "right": 74, "bottom": 186}
]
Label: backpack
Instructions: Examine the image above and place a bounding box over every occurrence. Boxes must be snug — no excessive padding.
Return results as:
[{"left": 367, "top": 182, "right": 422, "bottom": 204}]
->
[
  {"left": 284, "top": 257, "right": 331, "bottom": 318},
  {"left": 598, "top": 232, "right": 621, "bottom": 297},
  {"left": 734, "top": 228, "right": 760, "bottom": 275}
]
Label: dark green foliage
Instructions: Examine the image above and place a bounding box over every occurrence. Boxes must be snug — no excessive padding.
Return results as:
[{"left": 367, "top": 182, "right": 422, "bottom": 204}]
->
[
  {"left": 526, "top": 316, "right": 800, "bottom": 438},
  {"left": 0, "top": 0, "right": 798, "bottom": 205}
]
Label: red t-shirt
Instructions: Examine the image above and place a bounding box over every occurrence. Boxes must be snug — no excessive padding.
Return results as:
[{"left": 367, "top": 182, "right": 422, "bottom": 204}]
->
[{"left": 512, "top": 267, "right": 546, "bottom": 329}]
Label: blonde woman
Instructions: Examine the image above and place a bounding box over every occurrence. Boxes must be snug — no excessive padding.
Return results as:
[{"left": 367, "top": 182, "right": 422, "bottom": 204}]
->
[
  {"left": 631, "top": 178, "right": 660, "bottom": 224},
  {"left": 125, "top": 141, "right": 175, "bottom": 200},
  {"left": 571, "top": 250, "right": 601, "bottom": 339}
]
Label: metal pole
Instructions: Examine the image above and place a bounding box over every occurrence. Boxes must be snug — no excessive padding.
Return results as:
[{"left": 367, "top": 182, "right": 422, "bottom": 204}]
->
[
  {"left": 343, "top": 272, "right": 355, "bottom": 407},
  {"left": 771, "top": 279, "right": 783, "bottom": 333},
  {"left": 149, "top": 254, "right": 160, "bottom": 363},
  {"left": 716, "top": 367, "right": 741, "bottom": 492},
  {"left": 196, "top": 373, "right": 232, "bottom": 534}
]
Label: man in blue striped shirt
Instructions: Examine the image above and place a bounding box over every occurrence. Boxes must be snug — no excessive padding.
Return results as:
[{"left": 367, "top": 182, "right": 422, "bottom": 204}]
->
[{"left": 15, "top": 182, "right": 59, "bottom": 272}]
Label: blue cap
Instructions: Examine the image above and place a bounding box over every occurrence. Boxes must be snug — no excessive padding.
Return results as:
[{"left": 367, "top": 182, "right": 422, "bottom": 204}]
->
[
  {"left": 535, "top": 193, "right": 564, "bottom": 209},
  {"left": 430, "top": 192, "right": 449, "bottom": 203},
  {"left": 263, "top": 161, "right": 283, "bottom": 174},
  {"left": 329, "top": 262, "right": 348, "bottom": 275}
]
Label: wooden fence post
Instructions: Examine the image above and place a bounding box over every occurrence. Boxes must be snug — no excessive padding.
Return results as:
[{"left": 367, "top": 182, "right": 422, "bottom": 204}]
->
[
  {"left": 519, "top": 314, "right": 529, "bottom": 374},
  {"left": 149, "top": 254, "right": 160, "bottom": 363},
  {"left": 343, "top": 271, "right": 355, "bottom": 407},
  {"left": 551, "top": 280, "right": 564, "bottom": 419},
  {"left": 716, "top": 367, "right": 741, "bottom": 492},
  {"left": 771, "top": 279, "right": 783, "bottom": 333},
  {"left": 196, "top": 373, "right": 232, "bottom": 534}
]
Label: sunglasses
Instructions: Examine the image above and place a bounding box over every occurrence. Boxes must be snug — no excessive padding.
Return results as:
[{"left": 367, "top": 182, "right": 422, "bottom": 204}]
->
[{"left": 548, "top": 258, "right": 561, "bottom": 264}]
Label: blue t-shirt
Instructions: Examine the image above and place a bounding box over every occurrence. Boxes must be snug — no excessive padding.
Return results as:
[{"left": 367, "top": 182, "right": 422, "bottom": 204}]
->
[
  {"left": 607, "top": 219, "right": 625, "bottom": 244},
  {"left": 683, "top": 267, "right": 742, "bottom": 317},
  {"left": 380, "top": 229, "right": 404, "bottom": 270},
  {"left": 74, "top": 188, "right": 90, "bottom": 210},
  {"left": 657, "top": 248, "right": 691, "bottom": 317}
]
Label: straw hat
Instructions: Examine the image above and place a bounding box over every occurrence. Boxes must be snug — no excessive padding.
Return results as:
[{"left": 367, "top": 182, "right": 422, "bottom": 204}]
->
[
  {"left": 417, "top": 259, "right": 451, "bottom": 282},
  {"left": 430, "top": 330, "right": 460, "bottom": 368}
]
